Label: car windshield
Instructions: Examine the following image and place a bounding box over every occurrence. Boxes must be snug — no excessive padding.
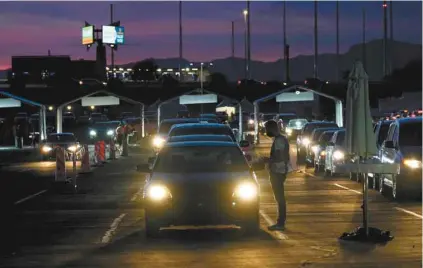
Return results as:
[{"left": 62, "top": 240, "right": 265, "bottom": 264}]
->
[
  {"left": 377, "top": 123, "right": 391, "bottom": 146},
  {"left": 170, "top": 126, "right": 236, "bottom": 140},
  {"left": 399, "top": 121, "right": 422, "bottom": 147},
  {"left": 168, "top": 135, "right": 233, "bottom": 143},
  {"left": 319, "top": 132, "right": 335, "bottom": 144},
  {"left": 154, "top": 146, "right": 247, "bottom": 173},
  {"left": 47, "top": 134, "right": 75, "bottom": 142},
  {"left": 312, "top": 128, "right": 337, "bottom": 141},
  {"left": 288, "top": 119, "right": 307, "bottom": 128},
  {"left": 303, "top": 123, "right": 338, "bottom": 136},
  {"left": 336, "top": 131, "right": 346, "bottom": 145},
  {"left": 94, "top": 122, "right": 119, "bottom": 128}
]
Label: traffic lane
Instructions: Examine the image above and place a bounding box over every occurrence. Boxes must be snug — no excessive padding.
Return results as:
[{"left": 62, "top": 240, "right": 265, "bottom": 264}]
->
[
  {"left": 255, "top": 136, "right": 421, "bottom": 267},
  {"left": 0, "top": 152, "right": 150, "bottom": 262}
]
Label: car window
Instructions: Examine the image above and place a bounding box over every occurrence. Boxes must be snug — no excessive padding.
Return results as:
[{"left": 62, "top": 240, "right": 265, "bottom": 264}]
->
[
  {"left": 377, "top": 123, "right": 390, "bottom": 146},
  {"left": 302, "top": 123, "right": 338, "bottom": 136},
  {"left": 319, "top": 132, "right": 335, "bottom": 144},
  {"left": 399, "top": 122, "right": 422, "bottom": 147},
  {"left": 288, "top": 119, "right": 307, "bottom": 128},
  {"left": 154, "top": 146, "right": 247, "bottom": 173},
  {"left": 47, "top": 135, "right": 75, "bottom": 142},
  {"left": 170, "top": 127, "right": 236, "bottom": 140},
  {"left": 335, "top": 131, "right": 345, "bottom": 145}
]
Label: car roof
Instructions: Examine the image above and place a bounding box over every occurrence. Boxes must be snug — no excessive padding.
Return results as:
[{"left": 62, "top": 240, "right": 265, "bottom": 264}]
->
[
  {"left": 397, "top": 117, "right": 422, "bottom": 124},
  {"left": 168, "top": 134, "right": 233, "bottom": 141},
  {"left": 305, "top": 121, "right": 337, "bottom": 125},
  {"left": 170, "top": 123, "right": 228, "bottom": 129},
  {"left": 49, "top": 132, "right": 74, "bottom": 136},
  {"left": 312, "top": 127, "right": 339, "bottom": 132},
  {"left": 95, "top": 120, "right": 120, "bottom": 124},
  {"left": 278, "top": 113, "right": 296, "bottom": 115},
  {"left": 161, "top": 118, "right": 200, "bottom": 123},
  {"left": 164, "top": 141, "right": 238, "bottom": 148}
]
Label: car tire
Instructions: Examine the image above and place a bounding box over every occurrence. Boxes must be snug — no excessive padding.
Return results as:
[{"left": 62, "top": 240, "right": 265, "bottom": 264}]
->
[
  {"left": 392, "top": 175, "right": 405, "bottom": 200},
  {"left": 240, "top": 212, "right": 260, "bottom": 236},
  {"left": 145, "top": 213, "right": 162, "bottom": 238}
]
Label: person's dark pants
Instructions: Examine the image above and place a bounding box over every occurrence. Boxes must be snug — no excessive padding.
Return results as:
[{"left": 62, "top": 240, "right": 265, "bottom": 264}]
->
[{"left": 269, "top": 172, "right": 287, "bottom": 226}]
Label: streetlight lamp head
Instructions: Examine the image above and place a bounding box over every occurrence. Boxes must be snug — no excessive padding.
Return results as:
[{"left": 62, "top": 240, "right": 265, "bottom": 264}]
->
[{"left": 243, "top": 9, "right": 248, "bottom": 16}]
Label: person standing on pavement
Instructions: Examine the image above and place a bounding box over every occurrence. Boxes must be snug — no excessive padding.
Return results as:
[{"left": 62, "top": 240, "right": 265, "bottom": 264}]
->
[{"left": 263, "top": 120, "right": 290, "bottom": 231}]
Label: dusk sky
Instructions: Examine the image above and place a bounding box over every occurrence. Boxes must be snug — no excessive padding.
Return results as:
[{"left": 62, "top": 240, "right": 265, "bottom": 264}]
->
[{"left": 0, "top": 1, "right": 421, "bottom": 70}]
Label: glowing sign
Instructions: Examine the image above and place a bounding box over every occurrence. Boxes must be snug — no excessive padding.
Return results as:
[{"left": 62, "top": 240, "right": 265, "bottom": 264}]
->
[
  {"left": 179, "top": 94, "right": 218, "bottom": 105},
  {"left": 82, "top": 25, "right": 94, "bottom": 45}
]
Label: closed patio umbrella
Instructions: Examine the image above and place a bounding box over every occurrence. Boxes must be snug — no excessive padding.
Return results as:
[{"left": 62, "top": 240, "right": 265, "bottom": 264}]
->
[{"left": 340, "top": 61, "right": 393, "bottom": 243}]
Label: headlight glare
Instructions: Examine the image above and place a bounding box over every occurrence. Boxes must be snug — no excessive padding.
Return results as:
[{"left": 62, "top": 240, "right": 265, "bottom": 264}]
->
[
  {"left": 233, "top": 182, "right": 258, "bottom": 200},
  {"left": 404, "top": 159, "right": 422, "bottom": 169},
  {"left": 333, "top": 150, "right": 344, "bottom": 160},
  {"left": 67, "top": 145, "right": 79, "bottom": 152},
  {"left": 248, "top": 119, "right": 254, "bottom": 124},
  {"left": 89, "top": 130, "right": 97, "bottom": 136},
  {"left": 302, "top": 138, "right": 310, "bottom": 146},
  {"left": 107, "top": 130, "right": 114, "bottom": 136},
  {"left": 286, "top": 128, "right": 292, "bottom": 135},
  {"left": 320, "top": 150, "right": 326, "bottom": 156},
  {"left": 147, "top": 185, "right": 171, "bottom": 201},
  {"left": 153, "top": 136, "right": 165, "bottom": 147},
  {"left": 42, "top": 146, "right": 52, "bottom": 153}
]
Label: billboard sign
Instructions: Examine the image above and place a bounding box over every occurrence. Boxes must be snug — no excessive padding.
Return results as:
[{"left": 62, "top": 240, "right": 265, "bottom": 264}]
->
[
  {"left": 102, "top": 26, "right": 125, "bottom": 45},
  {"left": 0, "top": 98, "right": 21, "bottom": 108},
  {"left": 179, "top": 94, "right": 218, "bottom": 105},
  {"left": 82, "top": 25, "right": 94, "bottom": 45},
  {"left": 276, "top": 91, "right": 314, "bottom": 102}
]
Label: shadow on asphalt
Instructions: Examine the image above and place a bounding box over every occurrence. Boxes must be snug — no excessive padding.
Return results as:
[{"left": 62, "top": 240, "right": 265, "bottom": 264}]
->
[{"left": 56, "top": 227, "right": 279, "bottom": 267}]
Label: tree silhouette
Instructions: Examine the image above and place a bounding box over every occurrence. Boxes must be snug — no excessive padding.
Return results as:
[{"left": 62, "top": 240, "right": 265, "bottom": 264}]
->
[
  {"left": 132, "top": 59, "right": 158, "bottom": 82},
  {"left": 208, "top": 72, "right": 228, "bottom": 89}
]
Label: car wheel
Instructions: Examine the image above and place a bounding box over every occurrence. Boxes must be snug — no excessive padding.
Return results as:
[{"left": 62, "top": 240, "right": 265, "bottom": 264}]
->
[
  {"left": 392, "top": 175, "right": 405, "bottom": 200},
  {"left": 145, "top": 213, "right": 162, "bottom": 238},
  {"left": 239, "top": 211, "right": 260, "bottom": 235}
]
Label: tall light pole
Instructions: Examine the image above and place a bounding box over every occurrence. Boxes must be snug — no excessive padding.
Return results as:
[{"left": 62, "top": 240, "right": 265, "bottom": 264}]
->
[
  {"left": 243, "top": 9, "right": 248, "bottom": 81},
  {"left": 179, "top": 1, "right": 183, "bottom": 81},
  {"left": 231, "top": 21, "right": 235, "bottom": 58},
  {"left": 313, "top": 0, "right": 318, "bottom": 79},
  {"left": 362, "top": 8, "right": 367, "bottom": 71},
  {"left": 283, "top": 1, "right": 287, "bottom": 81},
  {"left": 389, "top": 1, "right": 394, "bottom": 72},
  {"left": 383, "top": 1, "right": 388, "bottom": 77},
  {"left": 336, "top": 1, "right": 340, "bottom": 82},
  {"left": 110, "top": 4, "right": 114, "bottom": 77},
  {"left": 246, "top": 0, "right": 251, "bottom": 80}
]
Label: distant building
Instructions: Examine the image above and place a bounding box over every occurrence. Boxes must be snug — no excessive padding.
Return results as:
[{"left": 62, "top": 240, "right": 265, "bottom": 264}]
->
[
  {"left": 71, "top": 59, "right": 97, "bottom": 79},
  {"left": 156, "top": 67, "right": 210, "bottom": 82}
]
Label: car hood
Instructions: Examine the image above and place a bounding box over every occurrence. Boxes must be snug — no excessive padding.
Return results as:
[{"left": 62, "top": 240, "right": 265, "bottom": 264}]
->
[
  {"left": 400, "top": 146, "right": 422, "bottom": 159},
  {"left": 149, "top": 171, "right": 253, "bottom": 185}
]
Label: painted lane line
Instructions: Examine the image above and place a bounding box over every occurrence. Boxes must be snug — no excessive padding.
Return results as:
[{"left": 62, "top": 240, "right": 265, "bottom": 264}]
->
[
  {"left": 14, "top": 189, "right": 48, "bottom": 205},
  {"left": 259, "top": 210, "right": 289, "bottom": 240},
  {"left": 101, "top": 213, "right": 126, "bottom": 244},
  {"left": 333, "top": 183, "right": 362, "bottom": 195},
  {"left": 394, "top": 207, "right": 423, "bottom": 219}
]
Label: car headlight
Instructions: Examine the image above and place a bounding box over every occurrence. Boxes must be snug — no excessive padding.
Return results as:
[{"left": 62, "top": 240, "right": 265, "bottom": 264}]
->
[
  {"left": 286, "top": 128, "right": 292, "bottom": 135},
  {"left": 233, "top": 182, "right": 258, "bottom": 201},
  {"left": 89, "top": 130, "right": 97, "bottom": 136},
  {"left": 311, "top": 145, "right": 319, "bottom": 153},
  {"left": 259, "top": 121, "right": 264, "bottom": 127},
  {"left": 67, "top": 145, "right": 80, "bottom": 152},
  {"left": 153, "top": 136, "right": 165, "bottom": 147},
  {"left": 302, "top": 137, "right": 310, "bottom": 146},
  {"left": 333, "top": 150, "right": 344, "bottom": 160},
  {"left": 320, "top": 150, "right": 326, "bottom": 156},
  {"left": 107, "top": 130, "right": 114, "bottom": 136},
  {"left": 403, "top": 159, "right": 422, "bottom": 169},
  {"left": 42, "top": 145, "right": 52, "bottom": 153},
  {"left": 248, "top": 119, "right": 254, "bottom": 124},
  {"left": 146, "top": 185, "right": 171, "bottom": 201}
]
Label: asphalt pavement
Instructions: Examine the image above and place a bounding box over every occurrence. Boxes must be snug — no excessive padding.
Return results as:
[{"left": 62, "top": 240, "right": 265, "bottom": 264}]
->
[{"left": 0, "top": 135, "right": 421, "bottom": 268}]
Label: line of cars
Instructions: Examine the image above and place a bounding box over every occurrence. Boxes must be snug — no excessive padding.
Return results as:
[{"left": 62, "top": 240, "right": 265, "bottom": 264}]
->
[
  {"left": 296, "top": 117, "right": 422, "bottom": 201},
  {"left": 137, "top": 114, "right": 264, "bottom": 237}
]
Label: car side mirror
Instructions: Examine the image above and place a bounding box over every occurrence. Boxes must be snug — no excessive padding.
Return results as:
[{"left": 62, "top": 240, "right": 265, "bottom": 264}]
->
[
  {"left": 136, "top": 164, "right": 151, "bottom": 173},
  {"left": 384, "top": 140, "right": 395, "bottom": 149},
  {"left": 239, "top": 140, "right": 250, "bottom": 148},
  {"left": 148, "top": 157, "right": 155, "bottom": 165},
  {"left": 251, "top": 161, "right": 265, "bottom": 171}
]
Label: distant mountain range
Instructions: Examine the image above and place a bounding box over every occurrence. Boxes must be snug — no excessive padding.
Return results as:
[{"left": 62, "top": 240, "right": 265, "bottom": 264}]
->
[
  {"left": 119, "top": 39, "right": 422, "bottom": 82},
  {"left": 0, "top": 39, "right": 421, "bottom": 82}
]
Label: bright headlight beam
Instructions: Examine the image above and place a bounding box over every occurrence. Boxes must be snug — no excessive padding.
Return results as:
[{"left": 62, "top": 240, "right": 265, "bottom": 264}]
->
[
  {"left": 248, "top": 119, "right": 254, "bottom": 124},
  {"left": 107, "top": 130, "right": 114, "bottom": 136},
  {"left": 147, "top": 185, "right": 170, "bottom": 201},
  {"left": 333, "top": 150, "right": 344, "bottom": 160},
  {"left": 234, "top": 182, "right": 257, "bottom": 200},
  {"left": 302, "top": 138, "right": 310, "bottom": 146},
  {"left": 89, "top": 130, "right": 97, "bottom": 136},
  {"left": 153, "top": 136, "right": 165, "bottom": 147},
  {"left": 311, "top": 145, "right": 319, "bottom": 153},
  {"left": 404, "top": 159, "right": 422, "bottom": 169},
  {"left": 42, "top": 146, "right": 52, "bottom": 153}
]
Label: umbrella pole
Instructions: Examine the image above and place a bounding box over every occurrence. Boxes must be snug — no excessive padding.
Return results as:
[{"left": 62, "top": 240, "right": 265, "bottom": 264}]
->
[{"left": 363, "top": 167, "right": 369, "bottom": 237}]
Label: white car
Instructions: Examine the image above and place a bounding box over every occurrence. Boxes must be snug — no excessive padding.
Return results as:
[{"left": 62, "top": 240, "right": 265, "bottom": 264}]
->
[{"left": 324, "top": 129, "right": 346, "bottom": 176}]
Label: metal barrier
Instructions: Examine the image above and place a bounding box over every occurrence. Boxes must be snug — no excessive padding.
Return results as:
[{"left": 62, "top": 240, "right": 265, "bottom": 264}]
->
[
  {"left": 109, "top": 139, "right": 116, "bottom": 160},
  {"left": 79, "top": 144, "right": 91, "bottom": 173},
  {"left": 55, "top": 146, "right": 66, "bottom": 181}
]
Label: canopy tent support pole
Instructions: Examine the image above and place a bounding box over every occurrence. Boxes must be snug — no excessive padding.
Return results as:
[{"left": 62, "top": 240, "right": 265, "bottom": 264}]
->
[
  {"left": 56, "top": 107, "right": 63, "bottom": 133},
  {"left": 253, "top": 103, "right": 259, "bottom": 144},
  {"left": 238, "top": 104, "right": 243, "bottom": 142},
  {"left": 335, "top": 100, "right": 343, "bottom": 127},
  {"left": 157, "top": 105, "right": 161, "bottom": 129},
  {"left": 38, "top": 107, "right": 44, "bottom": 143},
  {"left": 140, "top": 104, "right": 145, "bottom": 138}
]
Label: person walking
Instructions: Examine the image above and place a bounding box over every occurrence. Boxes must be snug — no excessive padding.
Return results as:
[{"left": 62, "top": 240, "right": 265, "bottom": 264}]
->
[{"left": 263, "top": 120, "right": 290, "bottom": 231}]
